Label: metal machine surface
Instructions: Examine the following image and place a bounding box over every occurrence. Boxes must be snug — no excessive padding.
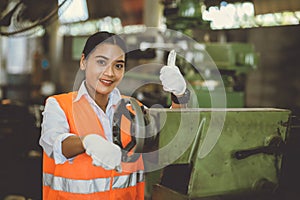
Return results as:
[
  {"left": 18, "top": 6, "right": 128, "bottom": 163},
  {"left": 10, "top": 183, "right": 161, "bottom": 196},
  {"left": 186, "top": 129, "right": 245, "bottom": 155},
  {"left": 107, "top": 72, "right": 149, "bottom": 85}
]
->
[{"left": 147, "top": 108, "right": 290, "bottom": 199}]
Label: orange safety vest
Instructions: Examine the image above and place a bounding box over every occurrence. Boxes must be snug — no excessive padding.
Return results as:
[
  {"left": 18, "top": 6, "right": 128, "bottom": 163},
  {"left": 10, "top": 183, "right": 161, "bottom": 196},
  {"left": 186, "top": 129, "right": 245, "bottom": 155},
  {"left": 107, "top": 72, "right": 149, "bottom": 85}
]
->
[{"left": 42, "top": 92, "right": 144, "bottom": 200}]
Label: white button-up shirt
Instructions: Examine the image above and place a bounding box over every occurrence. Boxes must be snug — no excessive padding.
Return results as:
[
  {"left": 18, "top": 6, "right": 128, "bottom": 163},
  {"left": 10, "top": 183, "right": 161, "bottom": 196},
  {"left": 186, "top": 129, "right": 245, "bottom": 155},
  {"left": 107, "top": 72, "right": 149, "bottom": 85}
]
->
[{"left": 39, "top": 81, "right": 122, "bottom": 164}]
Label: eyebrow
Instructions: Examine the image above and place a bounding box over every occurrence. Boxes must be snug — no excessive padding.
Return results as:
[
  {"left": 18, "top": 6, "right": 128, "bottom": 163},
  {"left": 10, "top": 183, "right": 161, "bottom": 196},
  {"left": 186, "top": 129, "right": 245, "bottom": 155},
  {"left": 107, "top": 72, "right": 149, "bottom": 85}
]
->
[{"left": 95, "top": 55, "right": 125, "bottom": 63}]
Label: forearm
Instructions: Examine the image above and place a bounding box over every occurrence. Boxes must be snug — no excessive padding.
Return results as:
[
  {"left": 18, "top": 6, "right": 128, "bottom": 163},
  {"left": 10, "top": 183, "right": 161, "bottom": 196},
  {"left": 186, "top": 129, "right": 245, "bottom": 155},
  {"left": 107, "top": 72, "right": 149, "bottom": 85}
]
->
[
  {"left": 171, "top": 101, "right": 187, "bottom": 108},
  {"left": 170, "top": 89, "right": 190, "bottom": 108},
  {"left": 62, "top": 135, "right": 85, "bottom": 159}
]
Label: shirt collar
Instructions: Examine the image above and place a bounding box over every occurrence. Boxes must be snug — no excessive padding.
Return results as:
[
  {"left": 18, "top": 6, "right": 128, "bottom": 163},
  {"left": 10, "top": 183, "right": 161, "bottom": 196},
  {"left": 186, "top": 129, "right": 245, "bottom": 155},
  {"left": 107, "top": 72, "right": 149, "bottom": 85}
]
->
[{"left": 74, "top": 81, "right": 122, "bottom": 108}]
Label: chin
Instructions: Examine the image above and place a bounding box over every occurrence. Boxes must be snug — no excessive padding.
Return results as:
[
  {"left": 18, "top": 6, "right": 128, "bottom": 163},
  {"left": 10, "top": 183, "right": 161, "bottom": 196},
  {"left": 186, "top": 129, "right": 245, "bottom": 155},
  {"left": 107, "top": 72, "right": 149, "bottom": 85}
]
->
[{"left": 96, "top": 89, "right": 113, "bottom": 96}]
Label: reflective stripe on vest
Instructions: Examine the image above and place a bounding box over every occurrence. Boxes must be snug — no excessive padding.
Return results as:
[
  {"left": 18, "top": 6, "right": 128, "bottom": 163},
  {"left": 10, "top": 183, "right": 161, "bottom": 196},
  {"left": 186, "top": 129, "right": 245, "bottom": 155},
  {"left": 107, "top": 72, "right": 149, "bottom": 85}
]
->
[
  {"left": 43, "top": 171, "right": 144, "bottom": 194},
  {"left": 112, "top": 170, "right": 144, "bottom": 190},
  {"left": 43, "top": 173, "right": 110, "bottom": 194}
]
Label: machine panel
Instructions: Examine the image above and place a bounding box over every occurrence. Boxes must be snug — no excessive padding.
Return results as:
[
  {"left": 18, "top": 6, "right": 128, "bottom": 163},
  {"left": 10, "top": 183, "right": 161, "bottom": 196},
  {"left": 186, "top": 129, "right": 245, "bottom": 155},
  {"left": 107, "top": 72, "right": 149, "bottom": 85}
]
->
[{"left": 148, "top": 108, "right": 291, "bottom": 199}]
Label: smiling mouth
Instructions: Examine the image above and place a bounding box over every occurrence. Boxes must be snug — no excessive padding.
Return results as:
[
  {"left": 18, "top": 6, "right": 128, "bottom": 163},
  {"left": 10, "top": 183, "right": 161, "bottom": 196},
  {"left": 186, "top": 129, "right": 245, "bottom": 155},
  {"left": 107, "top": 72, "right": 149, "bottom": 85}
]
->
[{"left": 100, "top": 79, "right": 113, "bottom": 86}]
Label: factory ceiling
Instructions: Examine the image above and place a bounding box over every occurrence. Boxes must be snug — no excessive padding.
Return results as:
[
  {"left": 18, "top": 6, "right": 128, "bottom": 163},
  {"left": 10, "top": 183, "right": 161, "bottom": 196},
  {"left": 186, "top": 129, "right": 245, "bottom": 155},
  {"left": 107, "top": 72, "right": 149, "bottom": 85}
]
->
[
  {"left": 1, "top": 0, "right": 300, "bottom": 23},
  {"left": 69, "top": 0, "right": 300, "bottom": 24},
  {"left": 1, "top": 0, "right": 299, "bottom": 23},
  {"left": 0, "top": 0, "right": 299, "bottom": 36}
]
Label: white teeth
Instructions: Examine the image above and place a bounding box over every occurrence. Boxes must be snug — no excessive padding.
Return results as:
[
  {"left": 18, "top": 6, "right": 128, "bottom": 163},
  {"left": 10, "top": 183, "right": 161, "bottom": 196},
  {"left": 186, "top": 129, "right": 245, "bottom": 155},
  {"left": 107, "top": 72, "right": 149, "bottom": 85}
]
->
[{"left": 101, "top": 79, "right": 112, "bottom": 84}]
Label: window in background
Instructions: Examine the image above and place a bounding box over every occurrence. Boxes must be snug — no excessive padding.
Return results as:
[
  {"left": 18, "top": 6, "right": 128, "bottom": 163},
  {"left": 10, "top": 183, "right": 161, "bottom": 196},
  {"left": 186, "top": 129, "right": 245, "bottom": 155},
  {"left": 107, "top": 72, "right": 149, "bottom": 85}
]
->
[
  {"left": 202, "top": 1, "right": 300, "bottom": 30},
  {"left": 6, "top": 37, "right": 29, "bottom": 74},
  {"left": 58, "top": 0, "right": 89, "bottom": 24}
]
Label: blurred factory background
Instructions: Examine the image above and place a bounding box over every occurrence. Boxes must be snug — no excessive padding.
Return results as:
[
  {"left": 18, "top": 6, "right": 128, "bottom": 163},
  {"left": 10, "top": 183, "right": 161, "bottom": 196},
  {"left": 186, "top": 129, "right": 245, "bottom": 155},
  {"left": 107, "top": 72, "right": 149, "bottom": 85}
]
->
[{"left": 0, "top": 0, "right": 300, "bottom": 199}]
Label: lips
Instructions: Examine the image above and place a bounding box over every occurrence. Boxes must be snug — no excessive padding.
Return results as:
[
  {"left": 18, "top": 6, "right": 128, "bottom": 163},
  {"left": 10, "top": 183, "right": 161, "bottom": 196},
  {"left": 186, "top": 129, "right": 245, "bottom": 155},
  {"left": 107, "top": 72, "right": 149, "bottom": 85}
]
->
[{"left": 100, "top": 79, "right": 113, "bottom": 86}]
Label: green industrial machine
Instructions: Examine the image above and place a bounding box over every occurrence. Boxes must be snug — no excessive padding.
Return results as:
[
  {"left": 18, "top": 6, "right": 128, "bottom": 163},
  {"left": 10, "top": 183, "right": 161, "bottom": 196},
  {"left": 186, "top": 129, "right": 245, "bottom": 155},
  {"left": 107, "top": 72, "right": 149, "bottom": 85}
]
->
[
  {"left": 162, "top": 0, "right": 209, "bottom": 36},
  {"left": 185, "top": 42, "right": 258, "bottom": 108},
  {"left": 145, "top": 108, "right": 291, "bottom": 199}
]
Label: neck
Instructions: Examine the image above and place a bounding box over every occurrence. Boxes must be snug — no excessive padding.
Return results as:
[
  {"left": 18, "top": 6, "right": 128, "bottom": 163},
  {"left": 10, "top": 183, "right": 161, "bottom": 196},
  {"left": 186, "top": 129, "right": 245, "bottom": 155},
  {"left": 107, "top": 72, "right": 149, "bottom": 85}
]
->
[
  {"left": 85, "top": 83, "right": 109, "bottom": 112},
  {"left": 95, "top": 93, "right": 109, "bottom": 112}
]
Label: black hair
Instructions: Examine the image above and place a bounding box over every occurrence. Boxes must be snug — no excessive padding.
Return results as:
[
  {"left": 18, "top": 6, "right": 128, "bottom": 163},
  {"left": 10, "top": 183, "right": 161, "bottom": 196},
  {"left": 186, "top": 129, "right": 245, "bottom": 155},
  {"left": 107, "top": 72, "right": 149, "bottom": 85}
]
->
[{"left": 82, "top": 31, "right": 127, "bottom": 58}]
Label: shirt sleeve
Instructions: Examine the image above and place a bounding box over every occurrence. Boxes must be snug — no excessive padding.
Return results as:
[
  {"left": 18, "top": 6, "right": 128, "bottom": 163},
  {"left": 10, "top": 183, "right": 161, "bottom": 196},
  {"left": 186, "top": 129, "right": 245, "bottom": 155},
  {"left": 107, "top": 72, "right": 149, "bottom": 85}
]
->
[{"left": 39, "top": 97, "right": 75, "bottom": 164}]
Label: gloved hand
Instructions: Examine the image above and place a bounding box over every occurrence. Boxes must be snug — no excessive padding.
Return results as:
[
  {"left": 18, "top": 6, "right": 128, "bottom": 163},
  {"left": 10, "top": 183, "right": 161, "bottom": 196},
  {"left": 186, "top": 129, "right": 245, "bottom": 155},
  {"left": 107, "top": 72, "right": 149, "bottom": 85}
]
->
[
  {"left": 160, "top": 50, "right": 186, "bottom": 96},
  {"left": 82, "top": 134, "right": 122, "bottom": 171}
]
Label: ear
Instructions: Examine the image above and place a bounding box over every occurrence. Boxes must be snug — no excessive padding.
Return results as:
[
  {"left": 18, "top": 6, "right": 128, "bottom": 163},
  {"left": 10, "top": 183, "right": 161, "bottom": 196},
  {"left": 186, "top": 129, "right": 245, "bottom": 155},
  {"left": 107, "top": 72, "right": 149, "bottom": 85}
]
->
[{"left": 80, "top": 54, "right": 86, "bottom": 70}]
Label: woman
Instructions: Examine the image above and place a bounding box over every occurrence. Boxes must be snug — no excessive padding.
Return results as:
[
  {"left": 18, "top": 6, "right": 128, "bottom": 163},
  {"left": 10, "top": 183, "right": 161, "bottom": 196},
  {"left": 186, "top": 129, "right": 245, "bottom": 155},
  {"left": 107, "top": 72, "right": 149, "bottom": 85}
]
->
[{"left": 39, "top": 31, "right": 189, "bottom": 199}]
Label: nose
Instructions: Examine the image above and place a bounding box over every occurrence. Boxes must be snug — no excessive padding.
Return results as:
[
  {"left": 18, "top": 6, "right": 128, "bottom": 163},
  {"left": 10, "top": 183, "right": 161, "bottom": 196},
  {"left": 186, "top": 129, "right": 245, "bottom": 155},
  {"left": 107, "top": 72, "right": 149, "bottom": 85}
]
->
[{"left": 103, "top": 64, "right": 114, "bottom": 76}]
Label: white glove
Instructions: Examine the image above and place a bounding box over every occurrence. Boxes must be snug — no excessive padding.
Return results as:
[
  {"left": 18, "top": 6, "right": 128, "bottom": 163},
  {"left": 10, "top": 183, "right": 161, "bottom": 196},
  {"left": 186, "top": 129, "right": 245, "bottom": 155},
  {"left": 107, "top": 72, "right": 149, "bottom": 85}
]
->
[
  {"left": 82, "top": 134, "right": 122, "bottom": 171},
  {"left": 160, "top": 50, "right": 186, "bottom": 96}
]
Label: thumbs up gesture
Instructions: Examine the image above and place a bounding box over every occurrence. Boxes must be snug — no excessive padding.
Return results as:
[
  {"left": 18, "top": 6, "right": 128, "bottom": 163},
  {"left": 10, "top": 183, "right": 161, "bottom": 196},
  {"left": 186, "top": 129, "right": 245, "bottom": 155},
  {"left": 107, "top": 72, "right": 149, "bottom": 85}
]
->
[{"left": 159, "top": 50, "right": 186, "bottom": 96}]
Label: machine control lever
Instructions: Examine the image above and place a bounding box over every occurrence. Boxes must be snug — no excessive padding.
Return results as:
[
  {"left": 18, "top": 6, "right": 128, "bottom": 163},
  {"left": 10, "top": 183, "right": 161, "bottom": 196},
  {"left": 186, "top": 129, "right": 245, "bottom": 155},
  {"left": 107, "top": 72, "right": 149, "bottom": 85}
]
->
[{"left": 233, "top": 136, "right": 284, "bottom": 160}]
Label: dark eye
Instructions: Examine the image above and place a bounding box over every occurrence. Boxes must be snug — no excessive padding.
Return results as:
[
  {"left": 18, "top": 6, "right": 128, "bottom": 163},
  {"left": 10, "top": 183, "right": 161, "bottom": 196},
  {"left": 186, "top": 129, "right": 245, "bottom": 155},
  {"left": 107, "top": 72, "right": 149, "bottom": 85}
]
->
[
  {"left": 97, "top": 59, "right": 106, "bottom": 66},
  {"left": 115, "top": 63, "right": 124, "bottom": 69}
]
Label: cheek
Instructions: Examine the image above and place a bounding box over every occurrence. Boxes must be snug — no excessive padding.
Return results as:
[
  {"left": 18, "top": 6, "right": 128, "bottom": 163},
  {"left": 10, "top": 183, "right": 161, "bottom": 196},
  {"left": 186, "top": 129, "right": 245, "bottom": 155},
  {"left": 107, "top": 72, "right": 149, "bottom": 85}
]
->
[
  {"left": 116, "top": 70, "right": 124, "bottom": 80},
  {"left": 86, "top": 67, "right": 103, "bottom": 78}
]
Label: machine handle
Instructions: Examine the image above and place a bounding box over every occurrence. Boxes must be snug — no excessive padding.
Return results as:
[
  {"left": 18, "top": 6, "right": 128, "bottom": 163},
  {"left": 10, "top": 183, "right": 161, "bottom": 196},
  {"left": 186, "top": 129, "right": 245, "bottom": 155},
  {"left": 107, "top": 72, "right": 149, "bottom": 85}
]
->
[
  {"left": 112, "top": 97, "right": 146, "bottom": 163},
  {"left": 233, "top": 136, "right": 284, "bottom": 160}
]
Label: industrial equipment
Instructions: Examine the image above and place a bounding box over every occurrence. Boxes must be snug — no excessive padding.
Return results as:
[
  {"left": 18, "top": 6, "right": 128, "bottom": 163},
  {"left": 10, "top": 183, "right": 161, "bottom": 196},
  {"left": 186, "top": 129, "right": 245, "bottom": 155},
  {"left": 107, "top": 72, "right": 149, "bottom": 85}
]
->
[
  {"left": 187, "top": 42, "right": 258, "bottom": 108},
  {"left": 147, "top": 108, "right": 290, "bottom": 199},
  {"left": 111, "top": 98, "right": 291, "bottom": 199}
]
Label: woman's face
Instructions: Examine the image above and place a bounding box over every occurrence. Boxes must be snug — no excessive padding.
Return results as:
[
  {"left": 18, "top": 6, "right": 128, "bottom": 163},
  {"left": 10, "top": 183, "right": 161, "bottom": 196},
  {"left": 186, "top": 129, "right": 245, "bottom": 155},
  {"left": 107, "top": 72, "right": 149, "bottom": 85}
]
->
[{"left": 80, "top": 43, "right": 125, "bottom": 97}]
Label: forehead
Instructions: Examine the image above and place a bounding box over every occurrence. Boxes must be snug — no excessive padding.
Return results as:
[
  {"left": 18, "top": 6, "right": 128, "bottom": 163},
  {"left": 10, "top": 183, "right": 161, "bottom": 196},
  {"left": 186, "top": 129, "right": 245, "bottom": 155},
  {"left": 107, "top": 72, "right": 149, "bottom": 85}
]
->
[{"left": 91, "top": 43, "right": 125, "bottom": 58}]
